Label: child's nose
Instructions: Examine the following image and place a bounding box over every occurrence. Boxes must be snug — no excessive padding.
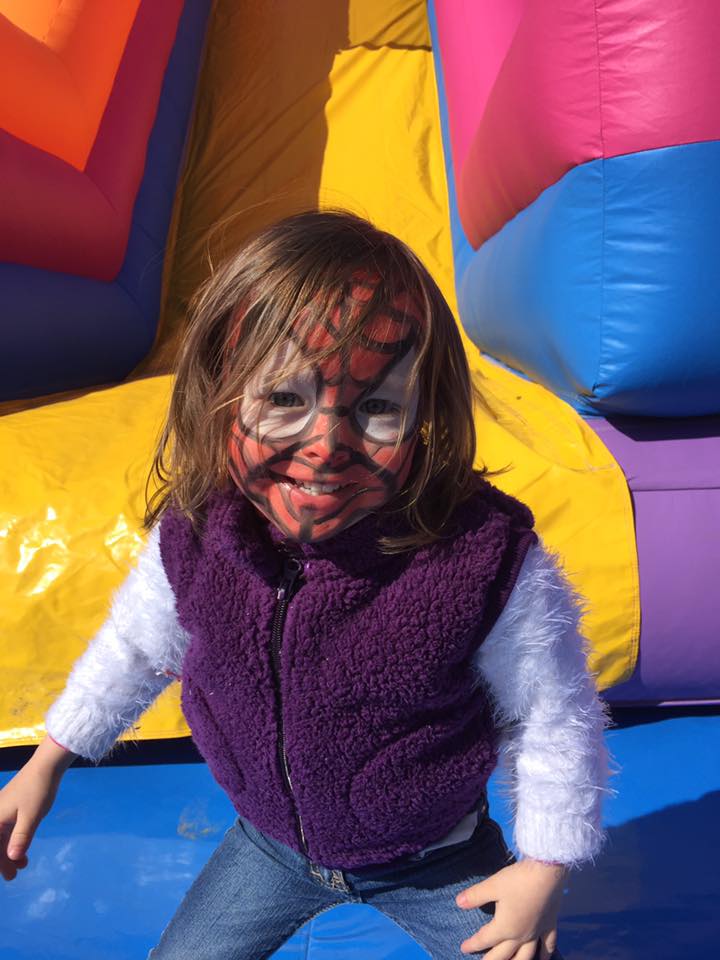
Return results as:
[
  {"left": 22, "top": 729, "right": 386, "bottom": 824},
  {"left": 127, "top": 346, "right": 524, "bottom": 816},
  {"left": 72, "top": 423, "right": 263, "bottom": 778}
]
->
[{"left": 303, "top": 410, "right": 353, "bottom": 468}]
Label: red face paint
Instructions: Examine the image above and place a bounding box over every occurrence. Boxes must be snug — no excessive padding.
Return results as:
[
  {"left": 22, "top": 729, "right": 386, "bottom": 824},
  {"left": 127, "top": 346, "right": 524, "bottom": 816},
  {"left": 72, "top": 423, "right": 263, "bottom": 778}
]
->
[{"left": 227, "top": 277, "right": 422, "bottom": 542}]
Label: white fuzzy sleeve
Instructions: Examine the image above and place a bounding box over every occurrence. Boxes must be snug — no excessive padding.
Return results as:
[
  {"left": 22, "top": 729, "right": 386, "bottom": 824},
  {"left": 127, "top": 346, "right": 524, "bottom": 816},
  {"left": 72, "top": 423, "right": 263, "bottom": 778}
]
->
[
  {"left": 472, "top": 539, "right": 616, "bottom": 870},
  {"left": 45, "top": 527, "right": 189, "bottom": 762}
]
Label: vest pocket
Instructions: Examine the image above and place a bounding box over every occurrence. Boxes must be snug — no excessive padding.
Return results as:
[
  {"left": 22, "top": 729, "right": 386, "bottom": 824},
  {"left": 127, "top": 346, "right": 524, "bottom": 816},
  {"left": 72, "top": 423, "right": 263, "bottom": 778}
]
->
[
  {"left": 182, "top": 680, "right": 246, "bottom": 797},
  {"left": 348, "top": 719, "right": 495, "bottom": 845}
]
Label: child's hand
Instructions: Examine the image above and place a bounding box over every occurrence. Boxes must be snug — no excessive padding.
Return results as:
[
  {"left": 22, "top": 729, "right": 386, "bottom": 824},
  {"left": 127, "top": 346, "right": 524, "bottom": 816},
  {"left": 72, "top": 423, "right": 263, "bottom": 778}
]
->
[
  {"left": 455, "top": 858, "right": 567, "bottom": 958},
  {"left": 0, "top": 736, "right": 75, "bottom": 881}
]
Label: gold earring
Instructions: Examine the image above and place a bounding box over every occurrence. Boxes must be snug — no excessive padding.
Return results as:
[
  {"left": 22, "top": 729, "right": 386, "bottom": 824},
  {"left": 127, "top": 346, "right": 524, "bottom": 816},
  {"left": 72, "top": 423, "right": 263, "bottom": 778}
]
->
[{"left": 419, "top": 421, "right": 432, "bottom": 446}]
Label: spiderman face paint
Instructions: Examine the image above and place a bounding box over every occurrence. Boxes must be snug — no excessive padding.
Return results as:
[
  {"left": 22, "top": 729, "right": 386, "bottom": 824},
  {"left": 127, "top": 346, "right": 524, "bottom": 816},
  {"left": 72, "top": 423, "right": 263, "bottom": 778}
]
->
[{"left": 228, "top": 293, "right": 421, "bottom": 542}]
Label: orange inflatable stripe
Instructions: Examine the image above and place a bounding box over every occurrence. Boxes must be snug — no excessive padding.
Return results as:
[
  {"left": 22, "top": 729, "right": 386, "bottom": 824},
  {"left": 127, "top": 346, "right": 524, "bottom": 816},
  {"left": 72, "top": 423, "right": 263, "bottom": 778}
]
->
[
  {"left": 0, "top": 0, "right": 140, "bottom": 171},
  {"left": 0, "top": 0, "right": 184, "bottom": 280}
]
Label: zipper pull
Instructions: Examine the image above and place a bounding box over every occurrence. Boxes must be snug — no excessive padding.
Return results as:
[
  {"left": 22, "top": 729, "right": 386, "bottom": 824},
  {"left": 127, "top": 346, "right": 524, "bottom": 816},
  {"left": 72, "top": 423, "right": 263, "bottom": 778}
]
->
[{"left": 277, "top": 557, "right": 303, "bottom": 601}]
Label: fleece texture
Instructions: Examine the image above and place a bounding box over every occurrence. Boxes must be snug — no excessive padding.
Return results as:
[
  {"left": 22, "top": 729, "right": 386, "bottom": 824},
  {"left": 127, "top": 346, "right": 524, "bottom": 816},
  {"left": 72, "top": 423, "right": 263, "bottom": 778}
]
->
[
  {"left": 45, "top": 493, "right": 613, "bottom": 869},
  {"left": 158, "top": 478, "right": 537, "bottom": 869}
]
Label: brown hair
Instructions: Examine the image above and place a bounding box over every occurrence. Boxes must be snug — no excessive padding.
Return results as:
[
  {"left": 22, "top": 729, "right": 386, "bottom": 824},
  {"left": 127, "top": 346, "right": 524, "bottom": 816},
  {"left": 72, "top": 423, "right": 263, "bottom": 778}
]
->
[{"left": 145, "top": 209, "right": 494, "bottom": 552}]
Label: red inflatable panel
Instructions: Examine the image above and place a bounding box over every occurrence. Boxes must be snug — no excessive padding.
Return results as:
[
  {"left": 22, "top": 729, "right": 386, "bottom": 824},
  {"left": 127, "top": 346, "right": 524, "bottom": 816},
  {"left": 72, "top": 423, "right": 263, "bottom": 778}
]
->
[
  {"left": 0, "top": 1, "right": 139, "bottom": 169},
  {"left": 0, "top": 0, "right": 183, "bottom": 281}
]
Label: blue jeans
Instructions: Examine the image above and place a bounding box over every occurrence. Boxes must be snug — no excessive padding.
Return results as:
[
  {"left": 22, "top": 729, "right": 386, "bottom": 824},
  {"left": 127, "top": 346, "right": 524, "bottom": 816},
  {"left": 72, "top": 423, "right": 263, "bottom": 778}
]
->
[{"left": 148, "top": 798, "right": 564, "bottom": 960}]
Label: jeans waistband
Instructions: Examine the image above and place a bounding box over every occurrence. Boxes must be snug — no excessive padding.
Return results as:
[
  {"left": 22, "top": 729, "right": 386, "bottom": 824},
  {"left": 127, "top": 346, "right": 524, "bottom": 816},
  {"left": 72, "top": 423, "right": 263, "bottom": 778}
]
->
[{"left": 238, "top": 788, "right": 491, "bottom": 877}]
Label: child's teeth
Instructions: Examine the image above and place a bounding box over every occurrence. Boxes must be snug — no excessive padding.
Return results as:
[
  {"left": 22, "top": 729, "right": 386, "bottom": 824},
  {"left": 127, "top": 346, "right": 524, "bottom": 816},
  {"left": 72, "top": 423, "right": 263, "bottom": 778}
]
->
[{"left": 298, "top": 482, "right": 341, "bottom": 495}]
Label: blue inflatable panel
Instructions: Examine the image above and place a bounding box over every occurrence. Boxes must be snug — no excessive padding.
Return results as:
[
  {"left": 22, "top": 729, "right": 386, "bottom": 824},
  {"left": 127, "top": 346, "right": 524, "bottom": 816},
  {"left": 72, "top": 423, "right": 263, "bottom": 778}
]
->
[
  {"left": 457, "top": 142, "right": 720, "bottom": 417},
  {"left": 1, "top": 709, "right": 718, "bottom": 958},
  {"left": 0, "top": 0, "right": 211, "bottom": 402}
]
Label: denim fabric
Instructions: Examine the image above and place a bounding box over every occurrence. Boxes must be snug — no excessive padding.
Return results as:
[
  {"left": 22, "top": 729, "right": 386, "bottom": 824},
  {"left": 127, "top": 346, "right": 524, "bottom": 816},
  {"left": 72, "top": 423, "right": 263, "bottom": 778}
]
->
[{"left": 148, "top": 799, "right": 564, "bottom": 960}]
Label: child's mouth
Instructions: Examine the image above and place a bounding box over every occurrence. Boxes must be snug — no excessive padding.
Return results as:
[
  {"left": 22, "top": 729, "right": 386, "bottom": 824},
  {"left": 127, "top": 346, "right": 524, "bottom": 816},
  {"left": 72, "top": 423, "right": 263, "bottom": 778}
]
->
[{"left": 273, "top": 473, "right": 353, "bottom": 498}]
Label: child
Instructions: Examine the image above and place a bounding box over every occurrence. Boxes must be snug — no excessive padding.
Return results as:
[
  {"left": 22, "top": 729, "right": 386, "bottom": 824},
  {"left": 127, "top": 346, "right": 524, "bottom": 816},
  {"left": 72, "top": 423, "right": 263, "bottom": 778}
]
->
[{"left": 0, "top": 211, "right": 613, "bottom": 959}]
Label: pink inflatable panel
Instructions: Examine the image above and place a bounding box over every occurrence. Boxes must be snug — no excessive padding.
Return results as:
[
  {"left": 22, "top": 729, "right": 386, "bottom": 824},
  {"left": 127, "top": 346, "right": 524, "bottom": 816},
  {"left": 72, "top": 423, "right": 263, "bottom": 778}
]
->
[
  {"left": 433, "top": 0, "right": 720, "bottom": 248},
  {"left": 432, "top": 0, "right": 525, "bottom": 175}
]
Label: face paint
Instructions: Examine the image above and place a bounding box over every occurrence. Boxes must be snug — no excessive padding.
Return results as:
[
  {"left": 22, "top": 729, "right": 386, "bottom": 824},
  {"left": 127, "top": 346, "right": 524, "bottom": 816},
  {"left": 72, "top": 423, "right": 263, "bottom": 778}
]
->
[{"left": 228, "top": 280, "right": 422, "bottom": 542}]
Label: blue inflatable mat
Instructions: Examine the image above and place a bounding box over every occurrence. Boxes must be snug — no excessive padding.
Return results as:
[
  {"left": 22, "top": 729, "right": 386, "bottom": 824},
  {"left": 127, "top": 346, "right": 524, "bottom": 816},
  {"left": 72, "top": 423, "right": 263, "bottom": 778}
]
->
[{"left": 1, "top": 708, "right": 718, "bottom": 959}]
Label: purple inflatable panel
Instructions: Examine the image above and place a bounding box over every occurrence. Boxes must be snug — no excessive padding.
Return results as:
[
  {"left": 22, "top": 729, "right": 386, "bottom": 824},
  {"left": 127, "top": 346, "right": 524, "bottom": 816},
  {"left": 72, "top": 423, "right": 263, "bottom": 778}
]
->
[{"left": 590, "top": 417, "right": 720, "bottom": 706}]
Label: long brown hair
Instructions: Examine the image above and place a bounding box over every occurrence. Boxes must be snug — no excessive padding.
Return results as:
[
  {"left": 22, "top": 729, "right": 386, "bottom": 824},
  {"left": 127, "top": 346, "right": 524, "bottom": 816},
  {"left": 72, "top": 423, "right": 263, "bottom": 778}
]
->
[{"left": 145, "top": 209, "right": 491, "bottom": 552}]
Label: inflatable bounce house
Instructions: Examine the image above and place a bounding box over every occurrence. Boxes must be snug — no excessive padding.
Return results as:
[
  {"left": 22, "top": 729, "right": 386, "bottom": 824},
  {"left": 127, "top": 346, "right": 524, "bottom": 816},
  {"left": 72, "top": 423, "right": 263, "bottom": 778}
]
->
[{"left": 1, "top": 2, "right": 718, "bottom": 957}]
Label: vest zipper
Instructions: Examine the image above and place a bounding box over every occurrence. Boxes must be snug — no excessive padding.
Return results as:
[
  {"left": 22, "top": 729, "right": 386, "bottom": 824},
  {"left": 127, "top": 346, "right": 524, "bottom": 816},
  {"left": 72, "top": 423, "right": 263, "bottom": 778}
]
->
[{"left": 269, "top": 556, "right": 309, "bottom": 856}]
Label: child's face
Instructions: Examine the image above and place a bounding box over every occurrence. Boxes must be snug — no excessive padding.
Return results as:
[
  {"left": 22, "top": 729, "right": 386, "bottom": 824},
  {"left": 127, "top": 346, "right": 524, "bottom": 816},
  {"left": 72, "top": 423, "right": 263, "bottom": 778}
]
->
[{"left": 228, "top": 316, "right": 420, "bottom": 543}]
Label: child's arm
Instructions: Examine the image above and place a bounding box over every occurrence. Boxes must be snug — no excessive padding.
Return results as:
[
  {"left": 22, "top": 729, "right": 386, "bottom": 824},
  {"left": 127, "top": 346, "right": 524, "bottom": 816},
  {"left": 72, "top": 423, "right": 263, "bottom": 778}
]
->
[
  {"left": 45, "top": 526, "right": 188, "bottom": 760},
  {"left": 456, "top": 539, "right": 615, "bottom": 957},
  {"left": 0, "top": 735, "right": 75, "bottom": 881},
  {"left": 0, "top": 527, "right": 188, "bottom": 881}
]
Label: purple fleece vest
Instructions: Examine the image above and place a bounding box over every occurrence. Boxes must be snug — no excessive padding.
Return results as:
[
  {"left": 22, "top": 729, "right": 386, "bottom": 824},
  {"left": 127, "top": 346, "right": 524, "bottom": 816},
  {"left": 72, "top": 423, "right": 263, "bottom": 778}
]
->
[{"left": 159, "top": 476, "right": 537, "bottom": 869}]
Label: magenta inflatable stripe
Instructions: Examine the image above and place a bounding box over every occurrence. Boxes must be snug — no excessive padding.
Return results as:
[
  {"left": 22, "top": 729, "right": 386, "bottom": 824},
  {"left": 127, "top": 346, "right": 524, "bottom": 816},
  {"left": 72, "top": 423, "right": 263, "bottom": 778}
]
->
[
  {"left": 0, "top": 0, "right": 183, "bottom": 281},
  {"left": 432, "top": 0, "right": 524, "bottom": 174},
  {"left": 590, "top": 417, "right": 720, "bottom": 706},
  {"left": 433, "top": 0, "right": 720, "bottom": 248}
]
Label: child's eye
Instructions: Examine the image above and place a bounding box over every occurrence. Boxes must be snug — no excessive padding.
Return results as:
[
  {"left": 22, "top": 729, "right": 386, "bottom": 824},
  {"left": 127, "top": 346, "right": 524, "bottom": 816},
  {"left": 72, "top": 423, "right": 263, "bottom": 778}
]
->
[
  {"left": 359, "top": 398, "right": 400, "bottom": 416},
  {"left": 269, "top": 391, "right": 304, "bottom": 408}
]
